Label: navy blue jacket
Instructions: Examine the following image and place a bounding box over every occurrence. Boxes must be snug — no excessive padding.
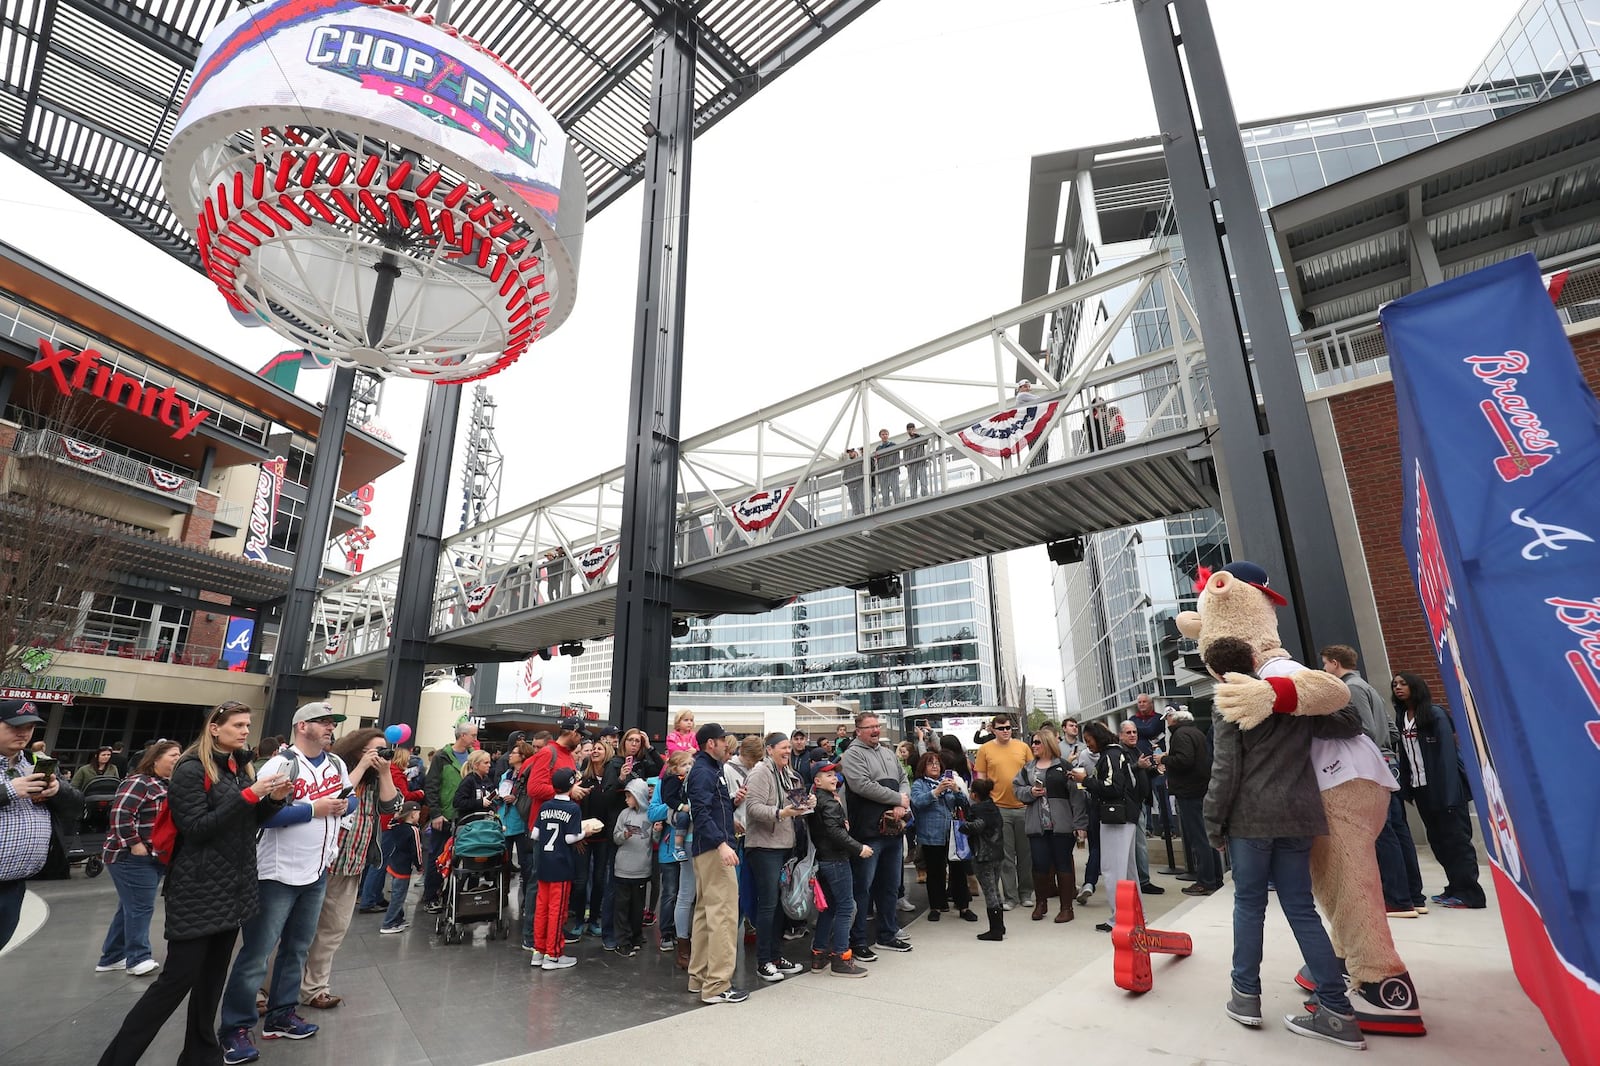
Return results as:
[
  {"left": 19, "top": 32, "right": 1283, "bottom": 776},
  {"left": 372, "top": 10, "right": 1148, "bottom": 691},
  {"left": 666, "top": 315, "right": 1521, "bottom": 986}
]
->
[
  {"left": 686, "top": 750, "right": 736, "bottom": 856},
  {"left": 1396, "top": 702, "right": 1469, "bottom": 808}
]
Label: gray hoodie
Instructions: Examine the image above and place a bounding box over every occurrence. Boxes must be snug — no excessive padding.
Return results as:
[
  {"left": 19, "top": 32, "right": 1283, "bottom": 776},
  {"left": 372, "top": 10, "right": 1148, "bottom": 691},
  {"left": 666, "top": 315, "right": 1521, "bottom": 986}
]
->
[{"left": 611, "top": 779, "right": 656, "bottom": 879}]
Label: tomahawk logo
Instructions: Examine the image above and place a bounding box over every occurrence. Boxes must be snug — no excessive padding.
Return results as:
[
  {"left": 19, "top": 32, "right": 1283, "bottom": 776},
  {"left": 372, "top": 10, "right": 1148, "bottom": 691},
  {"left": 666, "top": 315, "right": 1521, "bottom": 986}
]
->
[
  {"left": 1464, "top": 350, "right": 1559, "bottom": 481},
  {"left": 1414, "top": 464, "right": 1454, "bottom": 654},
  {"left": 29, "top": 339, "right": 212, "bottom": 439}
]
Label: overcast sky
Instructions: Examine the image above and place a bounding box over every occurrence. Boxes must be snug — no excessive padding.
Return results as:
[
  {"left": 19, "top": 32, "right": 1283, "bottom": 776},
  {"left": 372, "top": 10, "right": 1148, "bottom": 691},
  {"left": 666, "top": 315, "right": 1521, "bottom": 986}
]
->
[{"left": 0, "top": 0, "right": 1518, "bottom": 707}]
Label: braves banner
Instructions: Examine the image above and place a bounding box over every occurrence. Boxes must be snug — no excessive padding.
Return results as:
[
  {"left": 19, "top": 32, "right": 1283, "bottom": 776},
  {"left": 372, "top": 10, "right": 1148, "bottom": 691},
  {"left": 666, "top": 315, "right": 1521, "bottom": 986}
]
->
[
  {"left": 578, "top": 542, "right": 618, "bottom": 583},
  {"left": 465, "top": 583, "right": 497, "bottom": 613},
  {"left": 957, "top": 401, "right": 1058, "bottom": 458},
  {"left": 60, "top": 437, "right": 103, "bottom": 464},
  {"left": 147, "top": 467, "right": 189, "bottom": 493},
  {"left": 221, "top": 617, "right": 254, "bottom": 671},
  {"left": 242, "top": 456, "right": 287, "bottom": 564},
  {"left": 729, "top": 486, "right": 794, "bottom": 533},
  {"left": 1382, "top": 253, "right": 1600, "bottom": 1063}
]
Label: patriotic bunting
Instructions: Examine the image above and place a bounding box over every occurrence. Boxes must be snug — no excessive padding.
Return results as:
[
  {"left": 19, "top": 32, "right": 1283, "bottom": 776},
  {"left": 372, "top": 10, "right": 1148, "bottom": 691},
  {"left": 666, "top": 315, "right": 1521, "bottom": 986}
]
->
[
  {"left": 578, "top": 542, "right": 618, "bottom": 582},
  {"left": 60, "top": 437, "right": 103, "bottom": 463},
  {"left": 323, "top": 634, "right": 342, "bottom": 656},
  {"left": 729, "top": 486, "right": 794, "bottom": 532},
  {"left": 148, "top": 467, "right": 189, "bottom": 493},
  {"left": 957, "top": 401, "right": 1059, "bottom": 458},
  {"left": 466, "top": 583, "right": 497, "bottom": 613}
]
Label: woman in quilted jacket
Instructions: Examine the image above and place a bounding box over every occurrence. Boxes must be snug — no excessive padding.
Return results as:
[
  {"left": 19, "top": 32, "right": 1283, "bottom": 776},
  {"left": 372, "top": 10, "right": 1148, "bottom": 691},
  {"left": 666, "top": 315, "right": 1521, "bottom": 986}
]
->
[{"left": 97, "top": 701, "right": 290, "bottom": 1066}]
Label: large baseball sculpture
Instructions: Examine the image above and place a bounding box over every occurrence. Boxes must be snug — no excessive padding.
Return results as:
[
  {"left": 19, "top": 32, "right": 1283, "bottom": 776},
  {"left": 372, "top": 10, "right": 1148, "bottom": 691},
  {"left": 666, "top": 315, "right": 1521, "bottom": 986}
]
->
[{"left": 164, "top": 0, "right": 586, "bottom": 382}]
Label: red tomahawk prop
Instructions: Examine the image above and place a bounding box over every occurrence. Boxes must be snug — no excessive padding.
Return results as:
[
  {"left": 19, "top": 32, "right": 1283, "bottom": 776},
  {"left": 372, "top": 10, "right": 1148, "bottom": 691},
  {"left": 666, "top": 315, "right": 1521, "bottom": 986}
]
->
[{"left": 1112, "top": 880, "right": 1193, "bottom": 992}]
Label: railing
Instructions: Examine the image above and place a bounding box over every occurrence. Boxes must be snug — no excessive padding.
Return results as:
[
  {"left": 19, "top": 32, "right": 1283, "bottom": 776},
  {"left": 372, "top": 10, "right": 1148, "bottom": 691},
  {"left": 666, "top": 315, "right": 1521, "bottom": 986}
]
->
[
  {"left": 49, "top": 636, "right": 226, "bottom": 669},
  {"left": 211, "top": 497, "right": 248, "bottom": 528},
  {"left": 12, "top": 428, "right": 200, "bottom": 505},
  {"left": 1295, "top": 251, "right": 1600, "bottom": 391},
  {"left": 309, "top": 250, "right": 1215, "bottom": 671}
]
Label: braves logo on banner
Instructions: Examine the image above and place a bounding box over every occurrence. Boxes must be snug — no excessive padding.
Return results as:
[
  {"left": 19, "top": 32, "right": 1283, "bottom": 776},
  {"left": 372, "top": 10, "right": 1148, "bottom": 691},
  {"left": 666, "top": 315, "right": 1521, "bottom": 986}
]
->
[
  {"left": 147, "top": 468, "right": 189, "bottom": 493},
  {"left": 1382, "top": 253, "right": 1600, "bottom": 1063},
  {"left": 729, "top": 486, "right": 794, "bottom": 533},
  {"left": 957, "top": 402, "right": 1058, "bottom": 458},
  {"left": 60, "top": 437, "right": 103, "bottom": 464},
  {"left": 465, "top": 582, "right": 496, "bottom": 613},
  {"left": 242, "top": 457, "right": 287, "bottom": 565}
]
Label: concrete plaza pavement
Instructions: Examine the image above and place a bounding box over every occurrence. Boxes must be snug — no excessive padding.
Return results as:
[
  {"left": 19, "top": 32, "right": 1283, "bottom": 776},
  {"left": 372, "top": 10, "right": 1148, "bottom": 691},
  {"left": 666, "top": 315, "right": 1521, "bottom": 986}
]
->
[
  {"left": 497, "top": 854, "right": 1564, "bottom": 1066},
  {"left": 4, "top": 850, "right": 1565, "bottom": 1065}
]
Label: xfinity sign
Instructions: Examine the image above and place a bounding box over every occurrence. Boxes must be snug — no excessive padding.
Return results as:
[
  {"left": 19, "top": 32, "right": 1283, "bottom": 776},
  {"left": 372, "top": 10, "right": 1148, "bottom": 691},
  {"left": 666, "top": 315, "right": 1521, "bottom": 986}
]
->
[{"left": 30, "top": 339, "right": 212, "bottom": 439}]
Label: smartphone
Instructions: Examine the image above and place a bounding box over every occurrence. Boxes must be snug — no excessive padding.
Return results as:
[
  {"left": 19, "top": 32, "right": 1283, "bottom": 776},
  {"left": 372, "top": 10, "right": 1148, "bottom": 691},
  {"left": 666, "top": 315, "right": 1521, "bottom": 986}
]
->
[
  {"left": 31, "top": 756, "right": 58, "bottom": 779},
  {"left": 940, "top": 770, "right": 955, "bottom": 782},
  {"left": 915, "top": 719, "right": 929, "bottom": 729}
]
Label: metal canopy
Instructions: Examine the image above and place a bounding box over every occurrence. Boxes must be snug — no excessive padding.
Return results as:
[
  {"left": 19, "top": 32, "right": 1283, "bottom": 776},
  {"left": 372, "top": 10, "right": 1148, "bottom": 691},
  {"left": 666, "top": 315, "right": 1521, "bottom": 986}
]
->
[
  {"left": 1272, "top": 80, "right": 1600, "bottom": 326},
  {"left": 0, "top": 0, "right": 878, "bottom": 268}
]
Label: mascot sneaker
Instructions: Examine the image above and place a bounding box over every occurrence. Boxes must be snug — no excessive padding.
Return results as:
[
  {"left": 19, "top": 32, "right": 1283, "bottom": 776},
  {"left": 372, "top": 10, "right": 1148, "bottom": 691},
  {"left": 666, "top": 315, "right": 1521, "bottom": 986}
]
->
[
  {"left": 1293, "top": 961, "right": 1349, "bottom": 993},
  {"left": 1306, "top": 972, "right": 1425, "bottom": 1036}
]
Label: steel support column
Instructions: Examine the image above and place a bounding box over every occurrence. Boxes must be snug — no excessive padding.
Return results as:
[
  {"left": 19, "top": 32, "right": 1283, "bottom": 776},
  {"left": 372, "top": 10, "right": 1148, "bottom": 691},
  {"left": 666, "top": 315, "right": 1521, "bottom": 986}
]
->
[
  {"left": 1134, "top": 0, "right": 1357, "bottom": 659},
  {"left": 380, "top": 381, "right": 464, "bottom": 725},
  {"left": 265, "top": 362, "right": 360, "bottom": 735},
  {"left": 609, "top": 5, "right": 697, "bottom": 740},
  {"left": 265, "top": 256, "right": 397, "bottom": 734}
]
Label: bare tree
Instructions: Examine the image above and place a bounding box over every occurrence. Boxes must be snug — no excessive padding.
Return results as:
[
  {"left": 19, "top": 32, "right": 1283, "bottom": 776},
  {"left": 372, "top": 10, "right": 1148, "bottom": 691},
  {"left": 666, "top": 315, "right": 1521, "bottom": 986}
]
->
[{"left": 0, "top": 390, "right": 122, "bottom": 679}]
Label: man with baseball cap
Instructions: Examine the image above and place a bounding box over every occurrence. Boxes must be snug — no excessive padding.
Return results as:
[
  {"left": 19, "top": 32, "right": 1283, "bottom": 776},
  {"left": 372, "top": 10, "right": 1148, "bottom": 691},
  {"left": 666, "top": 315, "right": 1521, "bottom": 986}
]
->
[
  {"left": 218, "top": 701, "right": 351, "bottom": 1062},
  {"left": 0, "top": 699, "right": 79, "bottom": 950},
  {"left": 685, "top": 722, "right": 748, "bottom": 1004}
]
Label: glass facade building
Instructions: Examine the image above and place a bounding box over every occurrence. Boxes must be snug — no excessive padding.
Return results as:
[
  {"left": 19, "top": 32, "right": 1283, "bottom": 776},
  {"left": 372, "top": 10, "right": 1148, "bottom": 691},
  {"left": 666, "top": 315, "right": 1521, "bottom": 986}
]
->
[{"left": 1041, "top": 1, "right": 1588, "bottom": 719}]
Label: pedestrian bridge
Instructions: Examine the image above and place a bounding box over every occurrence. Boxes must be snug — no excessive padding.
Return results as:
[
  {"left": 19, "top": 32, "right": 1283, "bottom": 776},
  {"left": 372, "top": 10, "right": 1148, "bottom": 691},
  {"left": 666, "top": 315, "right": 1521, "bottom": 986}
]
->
[{"left": 306, "top": 250, "right": 1219, "bottom": 682}]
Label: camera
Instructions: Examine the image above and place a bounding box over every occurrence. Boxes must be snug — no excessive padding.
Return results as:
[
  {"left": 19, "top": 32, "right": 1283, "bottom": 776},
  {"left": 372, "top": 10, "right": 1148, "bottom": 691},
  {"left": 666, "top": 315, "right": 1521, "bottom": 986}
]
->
[{"left": 378, "top": 748, "right": 396, "bottom": 760}]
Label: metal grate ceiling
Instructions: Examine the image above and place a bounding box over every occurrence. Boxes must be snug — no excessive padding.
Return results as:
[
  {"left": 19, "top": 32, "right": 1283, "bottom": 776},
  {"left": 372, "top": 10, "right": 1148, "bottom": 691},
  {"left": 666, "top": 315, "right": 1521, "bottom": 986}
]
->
[{"left": 0, "top": 0, "right": 877, "bottom": 270}]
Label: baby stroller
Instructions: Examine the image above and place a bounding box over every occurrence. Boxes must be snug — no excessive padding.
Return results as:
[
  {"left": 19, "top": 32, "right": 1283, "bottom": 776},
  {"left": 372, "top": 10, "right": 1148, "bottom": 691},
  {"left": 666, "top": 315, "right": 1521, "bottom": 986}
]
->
[
  {"left": 435, "top": 811, "right": 510, "bottom": 943},
  {"left": 65, "top": 776, "right": 120, "bottom": 877}
]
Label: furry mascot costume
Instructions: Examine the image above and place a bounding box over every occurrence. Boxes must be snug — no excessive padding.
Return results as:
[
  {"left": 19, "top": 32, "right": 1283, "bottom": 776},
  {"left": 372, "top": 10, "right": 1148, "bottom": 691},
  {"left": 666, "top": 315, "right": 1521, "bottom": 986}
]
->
[{"left": 1180, "top": 561, "right": 1426, "bottom": 1037}]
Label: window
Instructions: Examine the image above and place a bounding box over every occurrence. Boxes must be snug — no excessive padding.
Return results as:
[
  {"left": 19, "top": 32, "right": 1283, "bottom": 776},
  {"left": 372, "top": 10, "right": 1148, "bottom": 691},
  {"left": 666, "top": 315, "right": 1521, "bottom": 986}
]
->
[{"left": 270, "top": 496, "right": 306, "bottom": 552}]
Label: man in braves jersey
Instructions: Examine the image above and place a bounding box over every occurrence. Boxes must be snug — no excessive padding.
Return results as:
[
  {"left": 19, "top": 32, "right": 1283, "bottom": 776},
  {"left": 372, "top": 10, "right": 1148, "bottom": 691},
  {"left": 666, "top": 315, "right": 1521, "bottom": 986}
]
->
[{"left": 218, "top": 703, "right": 356, "bottom": 1064}]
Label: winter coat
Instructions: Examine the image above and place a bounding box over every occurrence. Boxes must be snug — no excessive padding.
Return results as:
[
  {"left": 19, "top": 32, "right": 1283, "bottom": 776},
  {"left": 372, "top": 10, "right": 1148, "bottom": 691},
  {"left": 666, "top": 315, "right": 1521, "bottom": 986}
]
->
[
  {"left": 964, "top": 798, "right": 1004, "bottom": 864},
  {"left": 1396, "top": 701, "right": 1469, "bottom": 808},
  {"left": 162, "top": 749, "right": 285, "bottom": 942},
  {"left": 1203, "top": 708, "right": 1360, "bottom": 849},
  {"left": 424, "top": 747, "right": 467, "bottom": 824},
  {"left": 1161, "top": 721, "right": 1213, "bottom": 799},
  {"left": 807, "top": 788, "right": 864, "bottom": 864},
  {"left": 742, "top": 758, "right": 799, "bottom": 852},
  {"left": 1012, "top": 760, "right": 1088, "bottom": 836},
  {"left": 909, "top": 775, "right": 969, "bottom": 846}
]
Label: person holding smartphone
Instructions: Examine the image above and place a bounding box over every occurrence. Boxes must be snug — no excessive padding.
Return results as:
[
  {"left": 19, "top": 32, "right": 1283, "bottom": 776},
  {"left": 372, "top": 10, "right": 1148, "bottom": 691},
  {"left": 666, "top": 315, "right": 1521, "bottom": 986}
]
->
[
  {"left": 909, "top": 752, "right": 975, "bottom": 922},
  {"left": 1014, "top": 731, "right": 1089, "bottom": 923},
  {"left": 0, "top": 700, "right": 82, "bottom": 951}
]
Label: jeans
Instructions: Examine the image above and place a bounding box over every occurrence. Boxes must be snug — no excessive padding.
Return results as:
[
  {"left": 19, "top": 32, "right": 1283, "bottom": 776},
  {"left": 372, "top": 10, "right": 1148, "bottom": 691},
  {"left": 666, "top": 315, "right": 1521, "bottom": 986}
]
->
[
  {"left": 571, "top": 838, "right": 615, "bottom": 941},
  {"left": 422, "top": 823, "right": 449, "bottom": 903},
  {"left": 1176, "top": 795, "right": 1222, "bottom": 889},
  {"left": 1082, "top": 802, "right": 1101, "bottom": 885},
  {"left": 849, "top": 834, "right": 902, "bottom": 948},
  {"left": 383, "top": 874, "right": 410, "bottom": 928},
  {"left": 746, "top": 847, "right": 788, "bottom": 966},
  {"left": 1228, "top": 836, "right": 1352, "bottom": 1015},
  {"left": 812, "top": 860, "right": 856, "bottom": 956},
  {"left": 358, "top": 862, "right": 388, "bottom": 909},
  {"left": 98, "top": 929, "right": 238, "bottom": 1066},
  {"left": 674, "top": 856, "right": 696, "bottom": 940},
  {"left": 1375, "top": 789, "right": 1419, "bottom": 906},
  {"left": 0, "top": 879, "right": 24, "bottom": 952},
  {"left": 219, "top": 874, "right": 329, "bottom": 1032},
  {"left": 657, "top": 858, "right": 680, "bottom": 939},
  {"left": 101, "top": 855, "right": 164, "bottom": 966}
]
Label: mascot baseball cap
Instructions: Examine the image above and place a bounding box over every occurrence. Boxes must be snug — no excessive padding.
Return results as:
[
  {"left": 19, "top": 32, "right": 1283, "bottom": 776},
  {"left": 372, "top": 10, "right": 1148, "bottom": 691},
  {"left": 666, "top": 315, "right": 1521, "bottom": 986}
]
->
[{"left": 1218, "top": 561, "right": 1288, "bottom": 606}]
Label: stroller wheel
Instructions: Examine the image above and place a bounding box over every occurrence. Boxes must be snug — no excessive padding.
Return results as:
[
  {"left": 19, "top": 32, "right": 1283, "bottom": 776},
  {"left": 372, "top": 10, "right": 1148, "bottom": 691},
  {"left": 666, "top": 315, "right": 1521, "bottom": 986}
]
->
[{"left": 85, "top": 857, "right": 104, "bottom": 878}]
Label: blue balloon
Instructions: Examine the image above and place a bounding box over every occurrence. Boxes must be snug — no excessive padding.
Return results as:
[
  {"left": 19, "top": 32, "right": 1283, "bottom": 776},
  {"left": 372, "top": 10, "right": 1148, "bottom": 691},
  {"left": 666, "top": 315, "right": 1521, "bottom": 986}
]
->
[{"left": 384, "top": 724, "right": 404, "bottom": 745}]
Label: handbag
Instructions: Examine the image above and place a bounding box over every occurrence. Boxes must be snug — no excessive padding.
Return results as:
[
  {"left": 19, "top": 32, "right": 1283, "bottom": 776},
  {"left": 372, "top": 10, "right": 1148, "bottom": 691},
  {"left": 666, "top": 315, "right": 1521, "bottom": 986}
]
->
[
  {"left": 950, "top": 811, "right": 971, "bottom": 861},
  {"left": 877, "top": 809, "right": 907, "bottom": 837},
  {"left": 1096, "top": 751, "right": 1136, "bottom": 825}
]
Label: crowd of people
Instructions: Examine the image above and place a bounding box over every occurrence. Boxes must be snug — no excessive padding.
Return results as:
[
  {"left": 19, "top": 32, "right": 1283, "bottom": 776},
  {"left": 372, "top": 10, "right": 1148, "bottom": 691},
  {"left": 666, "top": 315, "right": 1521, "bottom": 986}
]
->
[{"left": 0, "top": 643, "right": 1490, "bottom": 1059}]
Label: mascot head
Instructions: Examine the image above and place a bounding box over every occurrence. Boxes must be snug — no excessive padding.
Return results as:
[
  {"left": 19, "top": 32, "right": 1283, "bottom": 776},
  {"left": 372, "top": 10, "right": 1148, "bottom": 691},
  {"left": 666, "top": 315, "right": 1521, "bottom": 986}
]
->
[{"left": 1176, "top": 560, "right": 1290, "bottom": 663}]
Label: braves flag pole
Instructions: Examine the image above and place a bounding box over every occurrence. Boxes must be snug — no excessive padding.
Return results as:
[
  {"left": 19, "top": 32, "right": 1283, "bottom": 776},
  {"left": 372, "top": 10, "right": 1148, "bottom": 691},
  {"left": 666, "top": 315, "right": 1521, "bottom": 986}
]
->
[{"left": 1382, "top": 253, "right": 1600, "bottom": 1063}]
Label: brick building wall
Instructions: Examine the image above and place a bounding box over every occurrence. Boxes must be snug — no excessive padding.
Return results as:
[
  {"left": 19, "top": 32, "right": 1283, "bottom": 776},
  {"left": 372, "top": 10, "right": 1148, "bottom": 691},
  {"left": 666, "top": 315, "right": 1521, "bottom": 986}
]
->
[{"left": 1328, "top": 325, "right": 1600, "bottom": 703}]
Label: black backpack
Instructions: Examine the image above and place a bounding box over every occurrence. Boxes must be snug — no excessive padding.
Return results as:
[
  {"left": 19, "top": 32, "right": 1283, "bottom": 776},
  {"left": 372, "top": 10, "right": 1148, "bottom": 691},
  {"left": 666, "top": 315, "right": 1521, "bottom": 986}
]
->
[{"left": 512, "top": 747, "right": 560, "bottom": 822}]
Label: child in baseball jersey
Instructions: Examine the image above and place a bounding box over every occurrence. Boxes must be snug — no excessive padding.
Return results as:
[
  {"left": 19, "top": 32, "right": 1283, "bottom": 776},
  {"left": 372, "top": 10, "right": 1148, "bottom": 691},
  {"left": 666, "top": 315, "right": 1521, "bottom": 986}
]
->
[{"left": 531, "top": 767, "right": 595, "bottom": 969}]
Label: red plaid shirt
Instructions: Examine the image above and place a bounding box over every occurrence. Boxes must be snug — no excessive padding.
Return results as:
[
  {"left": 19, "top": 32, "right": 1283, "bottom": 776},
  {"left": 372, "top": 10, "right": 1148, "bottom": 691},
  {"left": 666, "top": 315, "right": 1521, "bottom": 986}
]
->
[{"left": 103, "top": 773, "right": 168, "bottom": 863}]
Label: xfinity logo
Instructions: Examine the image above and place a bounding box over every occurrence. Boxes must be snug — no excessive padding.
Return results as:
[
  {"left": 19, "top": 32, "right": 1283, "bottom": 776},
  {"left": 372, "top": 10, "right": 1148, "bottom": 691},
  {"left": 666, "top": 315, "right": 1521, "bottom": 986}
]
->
[{"left": 29, "top": 339, "right": 212, "bottom": 439}]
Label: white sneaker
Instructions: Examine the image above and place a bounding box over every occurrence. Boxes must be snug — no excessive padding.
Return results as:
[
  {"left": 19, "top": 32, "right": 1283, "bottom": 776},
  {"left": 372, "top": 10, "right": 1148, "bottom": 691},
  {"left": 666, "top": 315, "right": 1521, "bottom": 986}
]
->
[
  {"left": 896, "top": 898, "right": 915, "bottom": 913},
  {"left": 1001, "top": 902, "right": 1015, "bottom": 912},
  {"left": 127, "top": 960, "right": 160, "bottom": 977},
  {"left": 529, "top": 952, "right": 546, "bottom": 966},
  {"left": 541, "top": 955, "right": 577, "bottom": 970},
  {"left": 95, "top": 960, "right": 126, "bottom": 972}
]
